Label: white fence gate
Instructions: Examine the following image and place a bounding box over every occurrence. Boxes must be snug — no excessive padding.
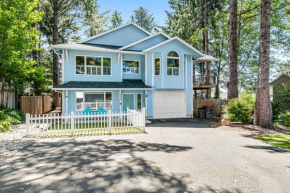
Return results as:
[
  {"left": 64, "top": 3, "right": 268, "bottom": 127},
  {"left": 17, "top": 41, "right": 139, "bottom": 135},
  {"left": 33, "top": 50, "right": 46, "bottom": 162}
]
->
[{"left": 26, "top": 108, "right": 146, "bottom": 136}]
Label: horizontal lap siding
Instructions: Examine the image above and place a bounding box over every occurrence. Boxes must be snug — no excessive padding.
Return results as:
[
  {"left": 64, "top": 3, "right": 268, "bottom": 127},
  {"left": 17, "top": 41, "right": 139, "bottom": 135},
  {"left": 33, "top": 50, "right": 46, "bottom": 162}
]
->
[
  {"left": 85, "top": 25, "right": 149, "bottom": 46},
  {"left": 146, "top": 90, "right": 153, "bottom": 116},
  {"left": 125, "top": 34, "right": 168, "bottom": 51},
  {"left": 64, "top": 50, "right": 121, "bottom": 83}
]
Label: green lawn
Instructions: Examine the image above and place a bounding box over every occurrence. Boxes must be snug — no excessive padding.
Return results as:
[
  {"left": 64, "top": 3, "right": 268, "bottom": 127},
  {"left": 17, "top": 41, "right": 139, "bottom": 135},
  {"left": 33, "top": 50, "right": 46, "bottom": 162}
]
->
[{"left": 255, "top": 132, "right": 290, "bottom": 150}]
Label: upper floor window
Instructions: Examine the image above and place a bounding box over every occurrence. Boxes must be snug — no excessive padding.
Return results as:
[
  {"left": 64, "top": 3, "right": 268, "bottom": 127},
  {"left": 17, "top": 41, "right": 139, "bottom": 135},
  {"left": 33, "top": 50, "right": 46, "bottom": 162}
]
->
[
  {"left": 76, "top": 56, "right": 111, "bottom": 75},
  {"left": 167, "top": 51, "right": 179, "bottom": 76},
  {"left": 123, "top": 60, "right": 139, "bottom": 74},
  {"left": 154, "top": 58, "right": 161, "bottom": 76}
]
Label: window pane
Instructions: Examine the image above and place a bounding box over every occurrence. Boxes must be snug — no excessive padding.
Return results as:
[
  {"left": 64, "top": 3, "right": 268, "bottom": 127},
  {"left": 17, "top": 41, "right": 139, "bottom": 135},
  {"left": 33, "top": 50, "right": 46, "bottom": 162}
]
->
[
  {"left": 173, "top": 68, "right": 179, "bottom": 75},
  {"left": 85, "top": 93, "right": 104, "bottom": 103},
  {"left": 87, "top": 57, "right": 101, "bottom": 75},
  {"left": 123, "top": 60, "right": 139, "bottom": 74},
  {"left": 76, "top": 92, "right": 84, "bottom": 110},
  {"left": 103, "top": 58, "right": 111, "bottom": 75},
  {"left": 167, "top": 59, "right": 179, "bottom": 67},
  {"left": 168, "top": 51, "right": 179, "bottom": 57},
  {"left": 106, "top": 92, "right": 112, "bottom": 101},
  {"left": 137, "top": 94, "right": 142, "bottom": 110},
  {"left": 155, "top": 58, "right": 160, "bottom": 75},
  {"left": 167, "top": 68, "right": 172, "bottom": 75},
  {"left": 76, "top": 56, "right": 85, "bottom": 74}
]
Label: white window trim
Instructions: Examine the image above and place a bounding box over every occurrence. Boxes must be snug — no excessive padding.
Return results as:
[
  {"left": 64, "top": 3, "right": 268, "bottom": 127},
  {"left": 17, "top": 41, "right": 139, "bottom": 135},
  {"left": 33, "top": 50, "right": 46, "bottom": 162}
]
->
[
  {"left": 166, "top": 51, "right": 180, "bottom": 76},
  {"left": 122, "top": 59, "right": 141, "bottom": 75},
  {"left": 75, "top": 91, "right": 113, "bottom": 111},
  {"left": 136, "top": 93, "right": 143, "bottom": 111},
  {"left": 75, "top": 55, "right": 113, "bottom": 76},
  {"left": 122, "top": 93, "right": 135, "bottom": 111},
  {"left": 154, "top": 57, "right": 161, "bottom": 76}
]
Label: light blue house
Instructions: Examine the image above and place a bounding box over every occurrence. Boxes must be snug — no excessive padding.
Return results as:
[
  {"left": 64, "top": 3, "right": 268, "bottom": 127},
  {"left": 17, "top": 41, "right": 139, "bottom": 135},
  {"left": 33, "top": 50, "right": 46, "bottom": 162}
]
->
[{"left": 53, "top": 23, "right": 217, "bottom": 119}]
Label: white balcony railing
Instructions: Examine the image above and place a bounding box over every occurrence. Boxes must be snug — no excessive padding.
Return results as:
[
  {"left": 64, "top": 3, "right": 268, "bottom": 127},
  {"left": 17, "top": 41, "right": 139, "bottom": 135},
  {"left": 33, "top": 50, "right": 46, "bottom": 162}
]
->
[{"left": 76, "top": 101, "right": 112, "bottom": 111}]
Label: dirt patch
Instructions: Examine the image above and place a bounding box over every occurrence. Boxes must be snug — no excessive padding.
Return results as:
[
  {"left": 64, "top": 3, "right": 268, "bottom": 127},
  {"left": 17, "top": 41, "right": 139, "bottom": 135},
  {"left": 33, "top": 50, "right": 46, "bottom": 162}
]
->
[{"left": 215, "top": 124, "right": 290, "bottom": 137}]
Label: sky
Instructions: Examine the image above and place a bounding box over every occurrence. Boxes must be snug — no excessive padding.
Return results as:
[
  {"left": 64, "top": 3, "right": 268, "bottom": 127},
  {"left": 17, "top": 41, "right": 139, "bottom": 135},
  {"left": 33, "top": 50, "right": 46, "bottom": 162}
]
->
[{"left": 98, "top": 0, "right": 171, "bottom": 26}]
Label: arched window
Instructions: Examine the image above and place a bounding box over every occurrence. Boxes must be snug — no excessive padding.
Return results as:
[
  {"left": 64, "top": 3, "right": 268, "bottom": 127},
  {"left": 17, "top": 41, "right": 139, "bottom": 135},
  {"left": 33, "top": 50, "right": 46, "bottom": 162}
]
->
[{"left": 167, "top": 51, "right": 179, "bottom": 75}]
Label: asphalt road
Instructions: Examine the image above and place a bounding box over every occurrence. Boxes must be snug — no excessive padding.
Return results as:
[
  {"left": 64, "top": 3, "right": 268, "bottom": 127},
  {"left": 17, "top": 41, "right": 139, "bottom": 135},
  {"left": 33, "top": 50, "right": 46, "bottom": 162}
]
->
[{"left": 1, "top": 119, "right": 290, "bottom": 193}]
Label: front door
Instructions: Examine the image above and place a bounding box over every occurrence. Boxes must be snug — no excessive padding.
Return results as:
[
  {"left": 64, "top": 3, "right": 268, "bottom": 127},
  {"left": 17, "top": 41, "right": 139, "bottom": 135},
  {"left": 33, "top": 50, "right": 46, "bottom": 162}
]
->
[{"left": 123, "top": 94, "right": 134, "bottom": 112}]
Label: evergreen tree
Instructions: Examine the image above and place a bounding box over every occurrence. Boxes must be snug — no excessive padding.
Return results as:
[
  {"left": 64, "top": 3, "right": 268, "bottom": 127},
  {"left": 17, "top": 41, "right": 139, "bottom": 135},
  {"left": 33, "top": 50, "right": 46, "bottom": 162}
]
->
[
  {"left": 131, "top": 6, "right": 157, "bottom": 32},
  {"left": 110, "top": 10, "right": 123, "bottom": 29}
]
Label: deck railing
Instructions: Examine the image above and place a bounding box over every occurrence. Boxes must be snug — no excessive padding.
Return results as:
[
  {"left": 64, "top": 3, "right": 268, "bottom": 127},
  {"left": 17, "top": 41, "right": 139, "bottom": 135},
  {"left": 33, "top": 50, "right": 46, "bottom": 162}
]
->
[
  {"left": 193, "top": 75, "right": 216, "bottom": 85},
  {"left": 26, "top": 108, "right": 146, "bottom": 136},
  {"left": 76, "top": 101, "right": 112, "bottom": 111}
]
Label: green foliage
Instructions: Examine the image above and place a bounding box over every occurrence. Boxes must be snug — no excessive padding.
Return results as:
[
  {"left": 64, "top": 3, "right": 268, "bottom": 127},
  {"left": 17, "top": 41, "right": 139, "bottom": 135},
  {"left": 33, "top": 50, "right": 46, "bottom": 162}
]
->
[
  {"left": 110, "top": 10, "right": 123, "bottom": 29},
  {"left": 131, "top": 6, "right": 157, "bottom": 32},
  {"left": 278, "top": 111, "right": 290, "bottom": 127},
  {"left": 0, "top": 108, "right": 25, "bottom": 132},
  {"left": 272, "top": 83, "right": 290, "bottom": 119},
  {"left": 0, "top": 0, "right": 43, "bottom": 91},
  {"left": 223, "top": 92, "right": 255, "bottom": 123}
]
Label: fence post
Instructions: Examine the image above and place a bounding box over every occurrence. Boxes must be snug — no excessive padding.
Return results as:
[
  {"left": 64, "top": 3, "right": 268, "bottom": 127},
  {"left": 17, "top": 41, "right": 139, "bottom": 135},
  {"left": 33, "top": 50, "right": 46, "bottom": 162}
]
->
[
  {"left": 71, "top": 112, "right": 75, "bottom": 136},
  {"left": 142, "top": 108, "right": 146, "bottom": 132},
  {"left": 108, "top": 110, "right": 112, "bottom": 135},
  {"left": 26, "top": 113, "right": 30, "bottom": 135}
]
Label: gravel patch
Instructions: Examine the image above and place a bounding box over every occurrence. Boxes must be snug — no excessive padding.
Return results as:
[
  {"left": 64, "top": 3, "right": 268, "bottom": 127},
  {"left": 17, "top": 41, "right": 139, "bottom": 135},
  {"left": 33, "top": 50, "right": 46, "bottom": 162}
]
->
[{"left": 0, "top": 123, "right": 35, "bottom": 162}]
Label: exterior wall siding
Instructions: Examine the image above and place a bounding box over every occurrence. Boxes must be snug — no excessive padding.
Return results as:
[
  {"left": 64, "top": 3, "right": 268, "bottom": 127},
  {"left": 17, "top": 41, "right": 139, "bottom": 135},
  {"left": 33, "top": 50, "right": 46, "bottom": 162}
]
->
[
  {"left": 125, "top": 34, "right": 168, "bottom": 51},
  {"left": 64, "top": 50, "right": 121, "bottom": 83},
  {"left": 85, "top": 25, "right": 149, "bottom": 46}
]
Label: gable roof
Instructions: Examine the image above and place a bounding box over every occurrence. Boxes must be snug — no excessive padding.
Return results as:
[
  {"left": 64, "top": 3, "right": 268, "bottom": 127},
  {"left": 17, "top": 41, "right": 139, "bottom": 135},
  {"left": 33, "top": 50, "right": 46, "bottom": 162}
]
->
[
  {"left": 119, "top": 32, "right": 170, "bottom": 50},
  {"left": 142, "top": 37, "right": 204, "bottom": 56},
  {"left": 79, "top": 22, "right": 152, "bottom": 44},
  {"left": 270, "top": 74, "right": 290, "bottom": 84}
]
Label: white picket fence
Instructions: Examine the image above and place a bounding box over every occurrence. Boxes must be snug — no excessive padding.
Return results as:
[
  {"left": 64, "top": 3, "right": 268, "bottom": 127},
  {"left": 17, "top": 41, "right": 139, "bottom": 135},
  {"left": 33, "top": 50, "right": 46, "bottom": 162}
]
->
[{"left": 26, "top": 108, "right": 146, "bottom": 136}]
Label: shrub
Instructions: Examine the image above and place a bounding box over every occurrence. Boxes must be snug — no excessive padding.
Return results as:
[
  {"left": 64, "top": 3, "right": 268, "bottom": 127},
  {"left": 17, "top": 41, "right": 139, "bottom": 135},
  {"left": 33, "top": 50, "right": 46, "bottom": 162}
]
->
[
  {"left": 223, "top": 91, "right": 255, "bottom": 124},
  {"left": 0, "top": 108, "right": 25, "bottom": 132},
  {"left": 278, "top": 111, "right": 290, "bottom": 127}
]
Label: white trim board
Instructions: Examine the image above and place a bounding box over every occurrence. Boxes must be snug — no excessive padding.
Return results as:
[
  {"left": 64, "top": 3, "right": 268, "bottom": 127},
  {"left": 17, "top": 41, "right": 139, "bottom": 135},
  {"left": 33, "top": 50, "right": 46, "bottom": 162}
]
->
[
  {"left": 53, "top": 88, "right": 153, "bottom": 91},
  {"left": 79, "top": 22, "right": 152, "bottom": 43},
  {"left": 119, "top": 32, "right": 170, "bottom": 50}
]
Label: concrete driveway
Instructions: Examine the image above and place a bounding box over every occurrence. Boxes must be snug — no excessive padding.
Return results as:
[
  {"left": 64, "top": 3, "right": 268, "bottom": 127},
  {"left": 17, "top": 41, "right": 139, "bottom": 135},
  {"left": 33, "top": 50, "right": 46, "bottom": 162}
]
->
[{"left": 0, "top": 119, "right": 290, "bottom": 193}]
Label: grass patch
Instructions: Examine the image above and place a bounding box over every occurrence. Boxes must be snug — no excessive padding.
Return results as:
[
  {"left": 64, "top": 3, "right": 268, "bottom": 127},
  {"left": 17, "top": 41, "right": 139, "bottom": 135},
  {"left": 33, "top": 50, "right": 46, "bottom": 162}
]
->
[{"left": 255, "top": 132, "right": 290, "bottom": 150}]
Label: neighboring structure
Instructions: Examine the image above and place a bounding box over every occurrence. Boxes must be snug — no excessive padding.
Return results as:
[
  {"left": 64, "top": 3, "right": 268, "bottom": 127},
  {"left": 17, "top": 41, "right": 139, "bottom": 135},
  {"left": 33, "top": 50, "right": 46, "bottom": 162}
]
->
[
  {"left": 52, "top": 22, "right": 217, "bottom": 119},
  {"left": 270, "top": 74, "right": 290, "bottom": 109}
]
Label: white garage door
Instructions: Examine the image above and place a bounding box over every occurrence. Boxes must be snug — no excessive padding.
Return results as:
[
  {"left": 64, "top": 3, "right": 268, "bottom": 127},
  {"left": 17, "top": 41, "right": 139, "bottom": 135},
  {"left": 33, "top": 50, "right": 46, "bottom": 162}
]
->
[{"left": 153, "top": 91, "right": 186, "bottom": 119}]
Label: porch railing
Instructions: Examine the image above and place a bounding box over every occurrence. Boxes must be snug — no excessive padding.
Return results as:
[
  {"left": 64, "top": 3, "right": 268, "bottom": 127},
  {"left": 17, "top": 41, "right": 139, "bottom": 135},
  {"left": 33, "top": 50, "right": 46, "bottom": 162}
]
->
[
  {"left": 76, "top": 101, "right": 112, "bottom": 111},
  {"left": 26, "top": 108, "right": 146, "bottom": 136},
  {"left": 193, "top": 75, "right": 216, "bottom": 85}
]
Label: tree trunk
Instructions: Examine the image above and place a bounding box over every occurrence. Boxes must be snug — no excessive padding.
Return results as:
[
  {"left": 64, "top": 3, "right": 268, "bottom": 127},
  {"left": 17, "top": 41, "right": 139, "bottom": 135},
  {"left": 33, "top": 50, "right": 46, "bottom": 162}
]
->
[
  {"left": 254, "top": 0, "right": 272, "bottom": 128},
  {"left": 228, "top": 0, "right": 239, "bottom": 99},
  {"left": 52, "top": 0, "right": 59, "bottom": 109}
]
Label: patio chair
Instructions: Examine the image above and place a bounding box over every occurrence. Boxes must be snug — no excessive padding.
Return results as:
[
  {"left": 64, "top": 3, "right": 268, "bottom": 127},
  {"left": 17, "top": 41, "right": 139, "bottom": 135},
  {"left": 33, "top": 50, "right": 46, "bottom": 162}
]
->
[
  {"left": 97, "top": 107, "right": 107, "bottom": 114},
  {"left": 85, "top": 108, "right": 92, "bottom": 115}
]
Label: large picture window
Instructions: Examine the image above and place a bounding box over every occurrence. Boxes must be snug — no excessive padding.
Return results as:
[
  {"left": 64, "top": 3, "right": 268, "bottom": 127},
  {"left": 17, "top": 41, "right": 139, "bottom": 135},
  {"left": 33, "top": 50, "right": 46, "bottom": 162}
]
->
[
  {"left": 76, "top": 92, "right": 112, "bottom": 111},
  {"left": 123, "top": 60, "right": 139, "bottom": 74},
  {"left": 75, "top": 56, "right": 111, "bottom": 75},
  {"left": 167, "top": 51, "right": 179, "bottom": 76}
]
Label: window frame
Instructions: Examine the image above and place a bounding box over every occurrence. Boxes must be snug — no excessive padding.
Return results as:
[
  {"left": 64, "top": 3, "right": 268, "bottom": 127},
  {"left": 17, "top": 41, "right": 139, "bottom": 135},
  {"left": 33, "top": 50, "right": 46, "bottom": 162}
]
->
[
  {"left": 166, "top": 51, "right": 180, "bottom": 76},
  {"left": 154, "top": 57, "right": 161, "bottom": 76},
  {"left": 75, "top": 91, "right": 113, "bottom": 111},
  {"left": 122, "top": 59, "right": 140, "bottom": 75},
  {"left": 136, "top": 93, "right": 142, "bottom": 110},
  {"left": 75, "top": 55, "right": 112, "bottom": 76}
]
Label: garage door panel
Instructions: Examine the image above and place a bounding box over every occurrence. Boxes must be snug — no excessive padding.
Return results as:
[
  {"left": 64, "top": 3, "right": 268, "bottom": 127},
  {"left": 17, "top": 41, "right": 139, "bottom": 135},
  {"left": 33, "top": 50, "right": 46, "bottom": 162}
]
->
[{"left": 153, "top": 91, "right": 186, "bottom": 119}]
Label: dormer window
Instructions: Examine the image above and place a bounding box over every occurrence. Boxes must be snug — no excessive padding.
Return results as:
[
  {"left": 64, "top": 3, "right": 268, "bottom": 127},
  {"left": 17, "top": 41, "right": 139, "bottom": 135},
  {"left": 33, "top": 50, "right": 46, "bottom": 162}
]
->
[{"left": 167, "top": 51, "right": 179, "bottom": 76}]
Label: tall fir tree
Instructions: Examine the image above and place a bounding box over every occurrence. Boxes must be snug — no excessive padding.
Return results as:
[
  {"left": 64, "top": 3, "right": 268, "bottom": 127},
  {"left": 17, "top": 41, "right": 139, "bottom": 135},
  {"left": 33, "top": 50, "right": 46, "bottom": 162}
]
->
[
  {"left": 131, "top": 6, "right": 157, "bottom": 32},
  {"left": 110, "top": 10, "right": 123, "bottom": 29}
]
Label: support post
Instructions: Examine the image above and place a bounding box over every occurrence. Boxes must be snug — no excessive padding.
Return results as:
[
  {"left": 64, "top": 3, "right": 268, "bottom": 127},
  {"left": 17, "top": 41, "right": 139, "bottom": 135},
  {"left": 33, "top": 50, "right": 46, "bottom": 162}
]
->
[
  {"left": 26, "top": 113, "right": 30, "bottom": 135},
  {"left": 142, "top": 108, "right": 146, "bottom": 132},
  {"left": 71, "top": 112, "right": 74, "bottom": 136},
  {"left": 108, "top": 110, "right": 112, "bottom": 135}
]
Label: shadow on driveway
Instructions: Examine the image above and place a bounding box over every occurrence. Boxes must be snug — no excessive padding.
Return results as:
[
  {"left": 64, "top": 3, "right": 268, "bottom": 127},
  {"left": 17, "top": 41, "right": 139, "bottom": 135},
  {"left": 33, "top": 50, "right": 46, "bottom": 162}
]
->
[
  {"left": 243, "top": 145, "right": 290, "bottom": 153},
  {"left": 0, "top": 139, "right": 196, "bottom": 192},
  {"left": 147, "top": 118, "right": 218, "bottom": 128}
]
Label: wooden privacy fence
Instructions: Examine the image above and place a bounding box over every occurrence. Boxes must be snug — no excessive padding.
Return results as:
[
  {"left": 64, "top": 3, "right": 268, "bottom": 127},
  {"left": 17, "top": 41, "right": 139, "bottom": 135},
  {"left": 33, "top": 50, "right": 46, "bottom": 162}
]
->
[
  {"left": 20, "top": 96, "right": 51, "bottom": 115},
  {"left": 0, "top": 91, "right": 15, "bottom": 108},
  {"left": 193, "top": 98, "right": 227, "bottom": 118},
  {"left": 26, "top": 108, "right": 146, "bottom": 136}
]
